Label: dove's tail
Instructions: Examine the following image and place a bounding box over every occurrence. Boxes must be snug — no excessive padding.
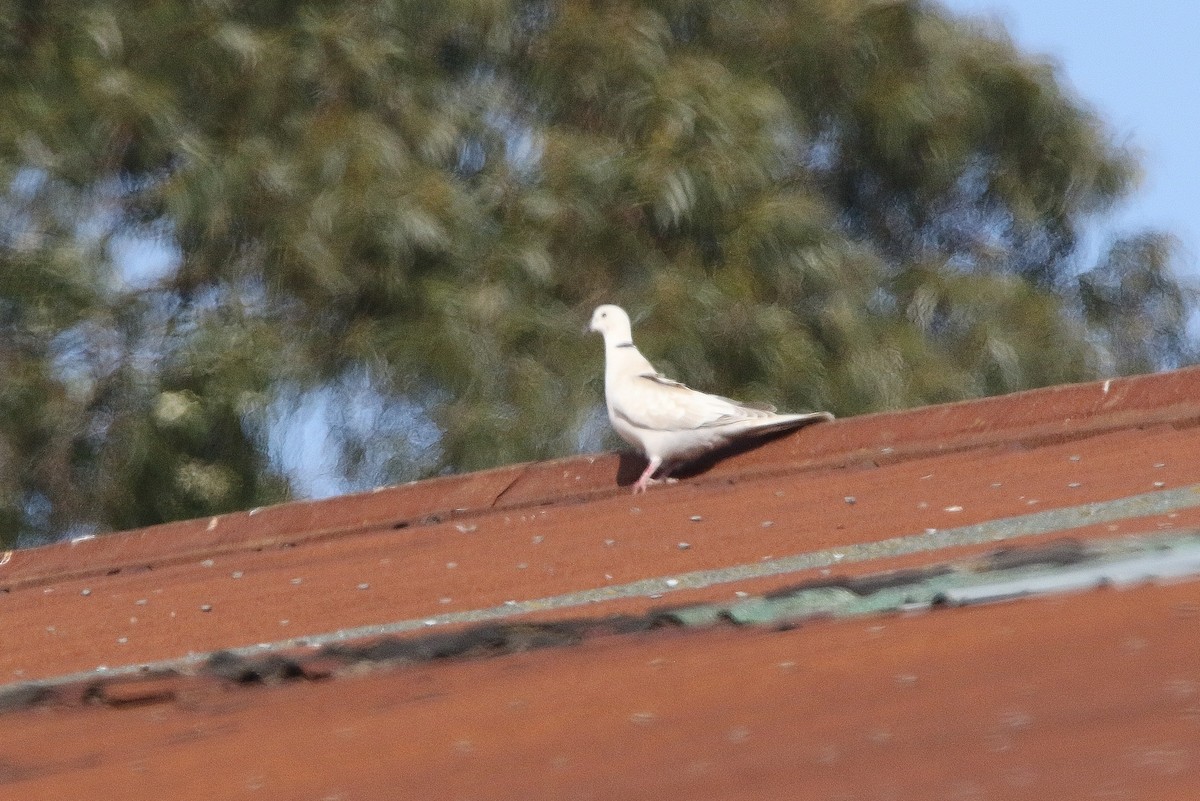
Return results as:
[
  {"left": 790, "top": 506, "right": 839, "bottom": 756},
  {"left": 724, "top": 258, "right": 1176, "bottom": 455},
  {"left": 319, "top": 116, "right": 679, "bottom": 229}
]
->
[{"left": 744, "top": 410, "right": 834, "bottom": 436}]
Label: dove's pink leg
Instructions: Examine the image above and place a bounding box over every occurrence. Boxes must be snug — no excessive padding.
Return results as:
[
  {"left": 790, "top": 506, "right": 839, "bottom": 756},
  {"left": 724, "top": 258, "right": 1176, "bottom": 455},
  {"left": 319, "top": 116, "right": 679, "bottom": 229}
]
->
[{"left": 632, "top": 456, "right": 663, "bottom": 494}]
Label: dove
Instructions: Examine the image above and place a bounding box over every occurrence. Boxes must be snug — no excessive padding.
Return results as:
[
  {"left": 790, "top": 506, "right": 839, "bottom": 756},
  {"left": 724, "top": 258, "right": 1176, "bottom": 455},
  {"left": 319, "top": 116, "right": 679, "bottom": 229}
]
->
[{"left": 589, "top": 304, "right": 833, "bottom": 493}]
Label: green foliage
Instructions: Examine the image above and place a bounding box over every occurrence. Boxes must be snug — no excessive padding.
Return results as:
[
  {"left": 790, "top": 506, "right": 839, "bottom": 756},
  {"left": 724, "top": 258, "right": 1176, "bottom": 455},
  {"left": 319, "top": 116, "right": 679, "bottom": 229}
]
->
[{"left": 0, "top": 0, "right": 1195, "bottom": 545}]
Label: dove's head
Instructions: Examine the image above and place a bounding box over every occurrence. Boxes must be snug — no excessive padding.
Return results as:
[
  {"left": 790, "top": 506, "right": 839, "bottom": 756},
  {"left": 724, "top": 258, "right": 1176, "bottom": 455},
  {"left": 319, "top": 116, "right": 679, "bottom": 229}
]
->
[{"left": 588, "top": 304, "right": 634, "bottom": 345}]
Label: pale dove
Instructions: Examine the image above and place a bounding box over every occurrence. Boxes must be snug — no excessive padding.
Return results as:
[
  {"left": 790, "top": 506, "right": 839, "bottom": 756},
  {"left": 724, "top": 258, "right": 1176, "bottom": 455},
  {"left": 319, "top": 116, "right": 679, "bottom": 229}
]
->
[{"left": 589, "top": 304, "right": 833, "bottom": 493}]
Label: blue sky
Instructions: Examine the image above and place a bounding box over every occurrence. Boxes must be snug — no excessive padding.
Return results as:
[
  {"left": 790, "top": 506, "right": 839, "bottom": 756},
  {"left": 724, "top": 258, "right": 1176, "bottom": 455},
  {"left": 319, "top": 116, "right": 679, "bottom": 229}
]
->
[{"left": 938, "top": 0, "right": 1200, "bottom": 278}]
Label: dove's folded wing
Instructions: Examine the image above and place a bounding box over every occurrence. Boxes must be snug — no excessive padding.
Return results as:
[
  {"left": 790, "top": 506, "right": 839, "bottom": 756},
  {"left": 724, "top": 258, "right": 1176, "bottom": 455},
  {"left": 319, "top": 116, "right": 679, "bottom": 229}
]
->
[
  {"left": 612, "top": 373, "right": 775, "bottom": 432},
  {"left": 641, "top": 373, "right": 778, "bottom": 411}
]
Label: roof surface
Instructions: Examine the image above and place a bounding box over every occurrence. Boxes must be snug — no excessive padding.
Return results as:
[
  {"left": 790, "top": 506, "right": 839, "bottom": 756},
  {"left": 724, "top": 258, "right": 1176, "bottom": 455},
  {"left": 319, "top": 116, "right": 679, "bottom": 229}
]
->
[{"left": 3, "top": 367, "right": 1200, "bottom": 799}]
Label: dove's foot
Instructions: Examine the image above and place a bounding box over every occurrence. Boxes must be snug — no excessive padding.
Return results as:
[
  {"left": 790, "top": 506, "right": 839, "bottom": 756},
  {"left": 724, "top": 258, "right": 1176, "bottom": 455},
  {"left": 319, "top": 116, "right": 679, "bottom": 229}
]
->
[
  {"left": 632, "top": 457, "right": 664, "bottom": 494},
  {"left": 632, "top": 458, "right": 678, "bottom": 494},
  {"left": 631, "top": 475, "right": 678, "bottom": 494}
]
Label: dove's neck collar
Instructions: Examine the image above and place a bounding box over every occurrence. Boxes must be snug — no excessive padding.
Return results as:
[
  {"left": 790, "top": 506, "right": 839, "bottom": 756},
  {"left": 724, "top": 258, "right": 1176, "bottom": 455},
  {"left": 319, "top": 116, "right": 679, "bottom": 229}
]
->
[{"left": 614, "top": 341, "right": 635, "bottom": 349}]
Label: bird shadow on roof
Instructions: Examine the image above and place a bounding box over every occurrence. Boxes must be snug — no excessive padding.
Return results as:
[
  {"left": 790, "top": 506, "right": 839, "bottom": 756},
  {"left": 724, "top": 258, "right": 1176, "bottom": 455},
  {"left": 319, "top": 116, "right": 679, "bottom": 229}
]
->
[{"left": 613, "top": 426, "right": 813, "bottom": 489}]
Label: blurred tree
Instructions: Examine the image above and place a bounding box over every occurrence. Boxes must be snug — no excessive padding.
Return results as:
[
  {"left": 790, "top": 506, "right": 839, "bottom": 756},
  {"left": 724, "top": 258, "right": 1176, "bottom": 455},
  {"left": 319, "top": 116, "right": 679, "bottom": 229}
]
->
[{"left": 0, "top": 0, "right": 1195, "bottom": 545}]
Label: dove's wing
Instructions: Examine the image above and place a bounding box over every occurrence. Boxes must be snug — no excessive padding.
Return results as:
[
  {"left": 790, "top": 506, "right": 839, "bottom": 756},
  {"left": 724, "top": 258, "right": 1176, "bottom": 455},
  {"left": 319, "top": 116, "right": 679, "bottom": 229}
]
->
[
  {"left": 611, "top": 371, "right": 778, "bottom": 433},
  {"left": 641, "top": 373, "right": 777, "bottom": 410}
]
